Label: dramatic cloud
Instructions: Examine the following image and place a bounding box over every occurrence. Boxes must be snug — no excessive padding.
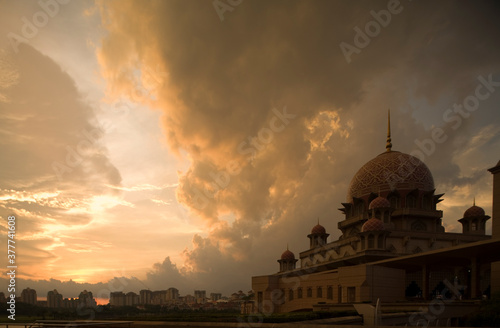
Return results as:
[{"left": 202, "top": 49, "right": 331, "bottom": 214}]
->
[
  {"left": 0, "top": 43, "right": 124, "bottom": 282},
  {"left": 96, "top": 0, "right": 500, "bottom": 294},
  {"left": 1, "top": 0, "right": 499, "bottom": 299}
]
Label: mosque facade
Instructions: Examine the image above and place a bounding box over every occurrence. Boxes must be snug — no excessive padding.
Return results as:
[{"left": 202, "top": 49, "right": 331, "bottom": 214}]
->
[{"left": 250, "top": 114, "right": 500, "bottom": 314}]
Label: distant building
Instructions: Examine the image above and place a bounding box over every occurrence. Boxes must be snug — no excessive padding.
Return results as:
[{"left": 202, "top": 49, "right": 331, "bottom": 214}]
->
[
  {"left": 194, "top": 290, "right": 206, "bottom": 303},
  {"left": 210, "top": 293, "right": 222, "bottom": 301},
  {"left": 125, "top": 292, "right": 139, "bottom": 306},
  {"left": 110, "top": 291, "right": 125, "bottom": 307},
  {"left": 78, "top": 290, "right": 96, "bottom": 307},
  {"left": 151, "top": 290, "right": 167, "bottom": 305},
  {"left": 63, "top": 298, "right": 79, "bottom": 309},
  {"left": 47, "top": 289, "right": 63, "bottom": 308},
  {"left": 166, "top": 287, "right": 179, "bottom": 300},
  {"left": 183, "top": 294, "right": 196, "bottom": 305},
  {"left": 21, "top": 288, "right": 37, "bottom": 305},
  {"left": 139, "top": 289, "right": 152, "bottom": 305}
]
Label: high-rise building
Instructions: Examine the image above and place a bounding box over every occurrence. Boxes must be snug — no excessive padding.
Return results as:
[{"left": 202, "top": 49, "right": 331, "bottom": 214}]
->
[
  {"left": 47, "top": 289, "right": 63, "bottom": 308},
  {"left": 110, "top": 291, "right": 125, "bottom": 307},
  {"left": 125, "top": 292, "right": 139, "bottom": 306},
  {"left": 78, "top": 290, "right": 96, "bottom": 307},
  {"left": 20, "top": 288, "right": 37, "bottom": 305},
  {"left": 194, "top": 290, "right": 206, "bottom": 304},
  {"left": 139, "top": 289, "right": 152, "bottom": 305},
  {"left": 210, "top": 293, "right": 222, "bottom": 301},
  {"left": 166, "top": 287, "right": 179, "bottom": 300}
]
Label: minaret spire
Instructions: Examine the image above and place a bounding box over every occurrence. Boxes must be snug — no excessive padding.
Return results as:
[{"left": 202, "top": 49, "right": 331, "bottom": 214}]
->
[{"left": 386, "top": 109, "right": 392, "bottom": 152}]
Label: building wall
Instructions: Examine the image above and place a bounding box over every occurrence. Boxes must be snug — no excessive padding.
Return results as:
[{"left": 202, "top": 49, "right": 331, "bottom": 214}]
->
[
  {"left": 490, "top": 162, "right": 500, "bottom": 294},
  {"left": 368, "top": 265, "right": 405, "bottom": 302},
  {"left": 252, "top": 264, "right": 405, "bottom": 313}
]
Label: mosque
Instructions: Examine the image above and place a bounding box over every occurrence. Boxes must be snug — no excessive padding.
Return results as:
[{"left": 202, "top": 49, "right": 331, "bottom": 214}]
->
[{"left": 251, "top": 113, "right": 500, "bottom": 314}]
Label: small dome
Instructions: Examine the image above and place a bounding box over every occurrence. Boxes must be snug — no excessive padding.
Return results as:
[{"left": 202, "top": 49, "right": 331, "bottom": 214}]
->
[
  {"left": 281, "top": 249, "right": 295, "bottom": 260},
  {"left": 464, "top": 205, "right": 485, "bottom": 218},
  {"left": 369, "top": 196, "right": 391, "bottom": 210},
  {"left": 311, "top": 223, "right": 326, "bottom": 235},
  {"left": 361, "top": 217, "right": 385, "bottom": 232}
]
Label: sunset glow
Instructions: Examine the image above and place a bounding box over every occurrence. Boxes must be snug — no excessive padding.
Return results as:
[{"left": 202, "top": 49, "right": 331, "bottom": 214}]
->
[{"left": 1, "top": 0, "right": 499, "bottom": 305}]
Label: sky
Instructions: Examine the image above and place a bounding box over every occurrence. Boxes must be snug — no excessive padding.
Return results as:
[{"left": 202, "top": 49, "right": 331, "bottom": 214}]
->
[{"left": 0, "top": 0, "right": 500, "bottom": 302}]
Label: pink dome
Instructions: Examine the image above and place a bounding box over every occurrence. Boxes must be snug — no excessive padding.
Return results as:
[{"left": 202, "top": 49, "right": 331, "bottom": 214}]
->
[
  {"left": 464, "top": 205, "right": 485, "bottom": 218},
  {"left": 361, "top": 218, "right": 386, "bottom": 232},
  {"left": 311, "top": 223, "right": 326, "bottom": 235},
  {"left": 281, "top": 249, "right": 295, "bottom": 260},
  {"left": 369, "top": 196, "right": 391, "bottom": 210},
  {"left": 347, "top": 151, "right": 434, "bottom": 202}
]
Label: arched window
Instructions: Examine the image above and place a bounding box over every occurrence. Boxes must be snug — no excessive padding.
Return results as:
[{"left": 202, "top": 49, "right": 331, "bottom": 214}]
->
[
  {"left": 368, "top": 234, "right": 375, "bottom": 248},
  {"left": 406, "top": 194, "right": 416, "bottom": 208},
  {"left": 411, "top": 220, "right": 426, "bottom": 231},
  {"left": 327, "top": 286, "right": 333, "bottom": 300},
  {"left": 472, "top": 220, "right": 477, "bottom": 231},
  {"left": 289, "top": 289, "right": 294, "bottom": 301},
  {"left": 354, "top": 201, "right": 364, "bottom": 216},
  {"left": 388, "top": 194, "right": 400, "bottom": 208},
  {"left": 297, "top": 288, "right": 302, "bottom": 299},
  {"left": 317, "top": 287, "right": 323, "bottom": 298},
  {"left": 377, "top": 234, "right": 384, "bottom": 248},
  {"left": 307, "top": 288, "right": 312, "bottom": 298}
]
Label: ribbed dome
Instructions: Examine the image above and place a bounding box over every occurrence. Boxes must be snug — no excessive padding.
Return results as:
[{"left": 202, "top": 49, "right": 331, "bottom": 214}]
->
[
  {"left": 361, "top": 218, "right": 386, "bottom": 232},
  {"left": 369, "top": 196, "right": 391, "bottom": 210},
  {"left": 311, "top": 223, "right": 326, "bottom": 234},
  {"left": 464, "top": 205, "right": 485, "bottom": 218},
  {"left": 347, "top": 151, "right": 434, "bottom": 202},
  {"left": 281, "top": 249, "right": 295, "bottom": 260}
]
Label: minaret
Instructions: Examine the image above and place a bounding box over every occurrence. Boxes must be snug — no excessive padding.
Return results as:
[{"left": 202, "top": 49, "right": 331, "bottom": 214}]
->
[
  {"left": 458, "top": 199, "right": 490, "bottom": 235},
  {"left": 488, "top": 160, "right": 500, "bottom": 295},
  {"left": 386, "top": 109, "right": 392, "bottom": 152},
  {"left": 278, "top": 246, "right": 297, "bottom": 272},
  {"left": 488, "top": 160, "right": 500, "bottom": 238},
  {"left": 308, "top": 220, "right": 329, "bottom": 249}
]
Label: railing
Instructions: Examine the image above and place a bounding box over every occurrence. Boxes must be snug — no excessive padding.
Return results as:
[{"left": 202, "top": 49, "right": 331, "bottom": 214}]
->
[{"left": 3, "top": 321, "right": 133, "bottom": 328}]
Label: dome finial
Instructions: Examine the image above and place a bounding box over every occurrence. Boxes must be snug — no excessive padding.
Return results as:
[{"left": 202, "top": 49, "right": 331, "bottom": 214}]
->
[
  {"left": 473, "top": 197, "right": 476, "bottom": 206},
  {"left": 386, "top": 109, "right": 392, "bottom": 152}
]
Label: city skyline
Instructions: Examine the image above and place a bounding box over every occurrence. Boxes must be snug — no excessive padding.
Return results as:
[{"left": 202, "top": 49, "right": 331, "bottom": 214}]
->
[
  {"left": 0, "top": 286, "right": 246, "bottom": 307},
  {"left": 1, "top": 0, "right": 500, "bottom": 301}
]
